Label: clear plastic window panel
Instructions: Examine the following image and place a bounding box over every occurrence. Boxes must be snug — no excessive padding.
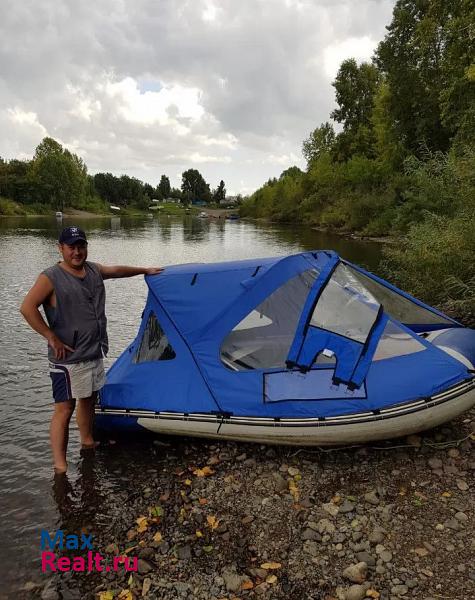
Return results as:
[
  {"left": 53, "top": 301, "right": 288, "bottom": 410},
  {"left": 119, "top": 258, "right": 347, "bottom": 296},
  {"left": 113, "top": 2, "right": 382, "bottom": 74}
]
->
[
  {"left": 134, "top": 312, "right": 176, "bottom": 363},
  {"left": 372, "top": 319, "right": 426, "bottom": 361},
  {"left": 221, "top": 268, "right": 319, "bottom": 370},
  {"left": 310, "top": 263, "right": 380, "bottom": 343},
  {"left": 345, "top": 265, "right": 453, "bottom": 326}
]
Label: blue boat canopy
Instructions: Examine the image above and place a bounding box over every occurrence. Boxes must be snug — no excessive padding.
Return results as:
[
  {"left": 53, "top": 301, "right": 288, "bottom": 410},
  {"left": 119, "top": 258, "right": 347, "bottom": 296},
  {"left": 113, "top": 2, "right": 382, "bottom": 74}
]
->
[{"left": 101, "top": 251, "right": 473, "bottom": 420}]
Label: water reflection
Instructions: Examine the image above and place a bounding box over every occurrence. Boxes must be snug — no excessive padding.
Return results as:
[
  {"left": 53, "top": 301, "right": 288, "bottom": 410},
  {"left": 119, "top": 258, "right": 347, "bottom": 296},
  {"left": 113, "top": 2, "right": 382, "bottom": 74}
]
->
[
  {"left": 110, "top": 216, "right": 121, "bottom": 230},
  {"left": 52, "top": 455, "right": 102, "bottom": 532}
]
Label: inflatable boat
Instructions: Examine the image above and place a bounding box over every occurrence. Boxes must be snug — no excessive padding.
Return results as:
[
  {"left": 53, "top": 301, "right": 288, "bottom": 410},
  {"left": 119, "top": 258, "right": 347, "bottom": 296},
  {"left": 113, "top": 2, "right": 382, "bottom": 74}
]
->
[{"left": 96, "top": 251, "right": 475, "bottom": 445}]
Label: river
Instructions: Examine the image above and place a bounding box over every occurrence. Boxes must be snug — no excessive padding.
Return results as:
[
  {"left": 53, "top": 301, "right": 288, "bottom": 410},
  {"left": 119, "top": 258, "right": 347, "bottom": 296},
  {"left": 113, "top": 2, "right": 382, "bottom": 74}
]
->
[{"left": 0, "top": 214, "right": 383, "bottom": 593}]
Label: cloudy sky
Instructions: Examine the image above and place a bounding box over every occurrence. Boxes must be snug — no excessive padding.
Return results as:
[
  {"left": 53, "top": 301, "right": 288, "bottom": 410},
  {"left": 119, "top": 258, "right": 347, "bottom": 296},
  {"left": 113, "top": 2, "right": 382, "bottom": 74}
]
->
[{"left": 0, "top": 0, "right": 395, "bottom": 195}]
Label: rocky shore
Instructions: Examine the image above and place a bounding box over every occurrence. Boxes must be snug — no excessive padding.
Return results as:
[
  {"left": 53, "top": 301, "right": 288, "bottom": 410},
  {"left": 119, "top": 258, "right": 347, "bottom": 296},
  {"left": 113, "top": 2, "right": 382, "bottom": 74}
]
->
[{"left": 21, "top": 411, "right": 474, "bottom": 600}]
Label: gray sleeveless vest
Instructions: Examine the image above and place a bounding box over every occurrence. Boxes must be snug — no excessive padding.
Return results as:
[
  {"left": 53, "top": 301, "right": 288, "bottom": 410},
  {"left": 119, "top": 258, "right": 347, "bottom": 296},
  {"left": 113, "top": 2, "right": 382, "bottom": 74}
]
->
[{"left": 42, "top": 261, "right": 108, "bottom": 364}]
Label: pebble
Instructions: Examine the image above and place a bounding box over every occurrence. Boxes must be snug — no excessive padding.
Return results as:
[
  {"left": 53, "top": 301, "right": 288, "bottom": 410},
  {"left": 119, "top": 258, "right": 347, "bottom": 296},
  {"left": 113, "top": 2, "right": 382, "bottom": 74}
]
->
[
  {"left": 428, "top": 458, "right": 443, "bottom": 470},
  {"left": 364, "top": 490, "right": 380, "bottom": 506},
  {"left": 391, "top": 584, "right": 409, "bottom": 595},
  {"left": 342, "top": 562, "right": 368, "bottom": 583},
  {"left": 344, "top": 584, "right": 368, "bottom": 600},
  {"left": 302, "top": 528, "right": 322, "bottom": 541},
  {"left": 444, "top": 518, "right": 461, "bottom": 531},
  {"left": 355, "top": 551, "right": 375, "bottom": 567},
  {"left": 23, "top": 582, "right": 40, "bottom": 592},
  {"left": 41, "top": 580, "right": 59, "bottom": 600},
  {"left": 176, "top": 545, "right": 192, "bottom": 560},
  {"left": 138, "top": 558, "right": 153, "bottom": 574},
  {"left": 317, "top": 518, "right": 336, "bottom": 534},
  {"left": 303, "top": 540, "right": 319, "bottom": 557},
  {"left": 369, "top": 529, "right": 386, "bottom": 544},
  {"left": 222, "top": 568, "right": 247, "bottom": 593},
  {"left": 380, "top": 550, "right": 393, "bottom": 563},
  {"left": 454, "top": 511, "right": 468, "bottom": 522},
  {"left": 339, "top": 499, "right": 356, "bottom": 513},
  {"left": 323, "top": 502, "right": 339, "bottom": 517},
  {"left": 456, "top": 479, "right": 469, "bottom": 491}
]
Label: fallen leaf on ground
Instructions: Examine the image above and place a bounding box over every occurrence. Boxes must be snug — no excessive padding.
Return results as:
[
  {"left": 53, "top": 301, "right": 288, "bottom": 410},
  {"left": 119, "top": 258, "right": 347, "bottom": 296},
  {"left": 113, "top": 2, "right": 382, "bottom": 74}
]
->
[
  {"left": 193, "top": 466, "right": 215, "bottom": 477},
  {"left": 260, "top": 562, "right": 282, "bottom": 570},
  {"left": 149, "top": 505, "right": 163, "bottom": 518},
  {"left": 136, "top": 516, "right": 148, "bottom": 533},
  {"left": 266, "top": 575, "right": 277, "bottom": 584},
  {"left": 414, "top": 547, "right": 429, "bottom": 557},
  {"left": 153, "top": 532, "right": 162, "bottom": 543},
  {"left": 241, "top": 580, "right": 254, "bottom": 590},
  {"left": 366, "top": 590, "right": 380, "bottom": 599},
  {"left": 441, "top": 491, "right": 452, "bottom": 497},
  {"left": 98, "top": 592, "right": 114, "bottom": 600},
  {"left": 288, "top": 478, "right": 300, "bottom": 502},
  {"left": 203, "top": 545, "right": 213, "bottom": 552},
  {"left": 199, "top": 498, "right": 208, "bottom": 505},
  {"left": 207, "top": 515, "right": 219, "bottom": 530},
  {"left": 142, "top": 578, "right": 152, "bottom": 596},
  {"left": 117, "top": 591, "right": 133, "bottom": 600},
  {"left": 196, "top": 530, "right": 203, "bottom": 538}
]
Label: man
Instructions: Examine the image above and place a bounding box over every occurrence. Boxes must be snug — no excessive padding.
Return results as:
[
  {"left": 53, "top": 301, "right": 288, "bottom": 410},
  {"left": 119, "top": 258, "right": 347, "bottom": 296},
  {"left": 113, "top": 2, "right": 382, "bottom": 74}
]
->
[{"left": 20, "top": 226, "right": 163, "bottom": 474}]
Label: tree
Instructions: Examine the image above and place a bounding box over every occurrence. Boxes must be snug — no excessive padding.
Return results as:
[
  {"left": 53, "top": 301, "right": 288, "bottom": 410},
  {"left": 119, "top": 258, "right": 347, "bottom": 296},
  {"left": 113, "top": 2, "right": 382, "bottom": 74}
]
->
[
  {"left": 29, "top": 137, "right": 88, "bottom": 210},
  {"left": 375, "top": 0, "right": 461, "bottom": 154},
  {"left": 158, "top": 174, "right": 171, "bottom": 199},
  {"left": 330, "top": 59, "right": 381, "bottom": 161},
  {"left": 118, "top": 175, "right": 144, "bottom": 206},
  {"left": 302, "top": 123, "right": 336, "bottom": 166},
  {"left": 181, "top": 169, "right": 211, "bottom": 204},
  {"left": 94, "top": 173, "right": 122, "bottom": 205},
  {"left": 213, "top": 180, "right": 226, "bottom": 204}
]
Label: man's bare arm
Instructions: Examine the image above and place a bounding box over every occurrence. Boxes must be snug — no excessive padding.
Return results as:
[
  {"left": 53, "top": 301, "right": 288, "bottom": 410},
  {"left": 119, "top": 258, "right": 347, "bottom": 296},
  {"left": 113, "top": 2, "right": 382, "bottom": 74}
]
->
[
  {"left": 20, "top": 274, "right": 73, "bottom": 361},
  {"left": 97, "top": 265, "right": 164, "bottom": 280}
]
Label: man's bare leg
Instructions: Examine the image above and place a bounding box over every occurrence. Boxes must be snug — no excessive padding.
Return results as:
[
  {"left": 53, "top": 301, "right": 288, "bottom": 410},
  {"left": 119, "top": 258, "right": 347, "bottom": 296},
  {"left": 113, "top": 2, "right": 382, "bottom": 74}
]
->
[
  {"left": 50, "top": 400, "right": 75, "bottom": 473},
  {"left": 77, "top": 394, "right": 97, "bottom": 448}
]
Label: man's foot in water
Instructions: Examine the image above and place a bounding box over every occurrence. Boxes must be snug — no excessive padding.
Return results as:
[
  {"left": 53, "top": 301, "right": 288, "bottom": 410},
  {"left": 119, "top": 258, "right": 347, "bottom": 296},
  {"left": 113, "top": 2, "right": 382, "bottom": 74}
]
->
[
  {"left": 54, "top": 462, "right": 68, "bottom": 475},
  {"left": 80, "top": 440, "right": 101, "bottom": 450}
]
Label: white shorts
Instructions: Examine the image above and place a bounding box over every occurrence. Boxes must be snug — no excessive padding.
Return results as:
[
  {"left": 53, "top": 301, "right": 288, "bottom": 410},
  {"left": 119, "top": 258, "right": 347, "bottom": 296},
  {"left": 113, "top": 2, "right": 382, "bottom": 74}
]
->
[{"left": 49, "top": 359, "right": 106, "bottom": 402}]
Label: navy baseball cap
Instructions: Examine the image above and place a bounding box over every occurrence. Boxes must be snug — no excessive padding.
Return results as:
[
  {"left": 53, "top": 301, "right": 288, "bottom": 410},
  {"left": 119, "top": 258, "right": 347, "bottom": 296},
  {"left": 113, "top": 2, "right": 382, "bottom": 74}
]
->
[{"left": 58, "top": 226, "right": 87, "bottom": 245}]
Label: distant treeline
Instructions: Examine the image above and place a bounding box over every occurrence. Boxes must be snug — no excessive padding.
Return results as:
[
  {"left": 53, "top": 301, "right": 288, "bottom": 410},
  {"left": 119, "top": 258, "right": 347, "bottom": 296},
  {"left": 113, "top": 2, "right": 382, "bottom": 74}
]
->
[
  {"left": 0, "top": 137, "right": 227, "bottom": 215},
  {"left": 241, "top": 0, "right": 474, "bottom": 323}
]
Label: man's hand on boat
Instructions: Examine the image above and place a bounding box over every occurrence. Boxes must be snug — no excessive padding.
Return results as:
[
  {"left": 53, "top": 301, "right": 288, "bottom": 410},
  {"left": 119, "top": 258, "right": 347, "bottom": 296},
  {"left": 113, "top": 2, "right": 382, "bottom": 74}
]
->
[{"left": 144, "top": 267, "right": 164, "bottom": 276}]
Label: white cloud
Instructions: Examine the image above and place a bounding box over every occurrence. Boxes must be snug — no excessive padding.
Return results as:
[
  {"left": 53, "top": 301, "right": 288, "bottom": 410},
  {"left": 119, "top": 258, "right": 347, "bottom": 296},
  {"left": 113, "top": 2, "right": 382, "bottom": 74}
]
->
[
  {"left": 103, "top": 77, "right": 205, "bottom": 125},
  {"left": 323, "top": 36, "right": 378, "bottom": 78},
  {"left": 0, "top": 0, "right": 394, "bottom": 193}
]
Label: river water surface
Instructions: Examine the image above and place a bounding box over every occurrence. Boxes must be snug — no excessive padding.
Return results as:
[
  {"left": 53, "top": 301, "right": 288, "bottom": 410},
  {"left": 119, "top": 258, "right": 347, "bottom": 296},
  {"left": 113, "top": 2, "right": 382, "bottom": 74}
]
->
[{"left": 0, "top": 215, "right": 383, "bottom": 593}]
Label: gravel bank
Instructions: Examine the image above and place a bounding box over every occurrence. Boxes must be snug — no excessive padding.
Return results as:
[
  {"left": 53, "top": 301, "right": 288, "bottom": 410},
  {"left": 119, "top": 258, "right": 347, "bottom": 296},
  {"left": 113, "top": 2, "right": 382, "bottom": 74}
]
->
[{"left": 20, "top": 411, "right": 474, "bottom": 600}]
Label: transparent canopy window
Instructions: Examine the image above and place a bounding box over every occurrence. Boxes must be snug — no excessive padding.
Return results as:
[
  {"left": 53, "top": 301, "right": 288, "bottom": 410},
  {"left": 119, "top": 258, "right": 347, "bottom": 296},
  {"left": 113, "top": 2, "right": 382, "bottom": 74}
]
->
[
  {"left": 373, "top": 319, "right": 426, "bottom": 361},
  {"left": 344, "top": 264, "right": 454, "bottom": 327},
  {"left": 134, "top": 312, "right": 176, "bottom": 363},
  {"left": 221, "top": 268, "right": 319, "bottom": 370},
  {"left": 310, "top": 263, "right": 381, "bottom": 343}
]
